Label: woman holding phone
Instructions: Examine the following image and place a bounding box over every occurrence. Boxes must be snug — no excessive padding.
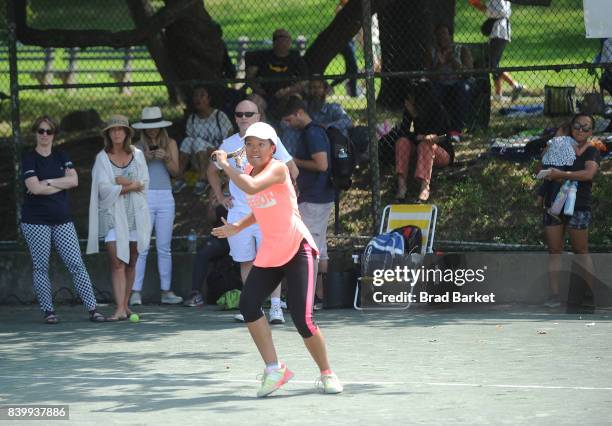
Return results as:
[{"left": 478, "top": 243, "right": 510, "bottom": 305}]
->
[{"left": 130, "top": 107, "right": 183, "bottom": 305}]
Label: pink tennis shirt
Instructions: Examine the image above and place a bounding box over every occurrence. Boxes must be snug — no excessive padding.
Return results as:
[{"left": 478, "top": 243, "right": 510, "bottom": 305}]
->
[{"left": 245, "top": 159, "right": 318, "bottom": 267}]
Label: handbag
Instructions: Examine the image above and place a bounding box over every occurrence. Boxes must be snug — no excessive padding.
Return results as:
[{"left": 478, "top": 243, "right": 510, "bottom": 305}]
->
[
  {"left": 581, "top": 75, "right": 604, "bottom": 115},
  {"left": 544, "top": 85, "right": 576, "bottom": 117},
  {"left": 480, "top": 18, "right": 497, "bottom": 37}
]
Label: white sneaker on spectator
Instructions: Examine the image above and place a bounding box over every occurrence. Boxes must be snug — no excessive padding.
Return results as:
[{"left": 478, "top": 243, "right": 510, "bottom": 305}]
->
[
  {"left": 269, "top": 305, "right": 285, "bottom": 324},
  {"left": 234, "top": 313, "right": 245, "bottom": 322},
  {"left": 161, "top": 291, "right": 183, "bottom": 305},
  {"left": 129, "top": 291, "right": 142, "bottom": 306}
]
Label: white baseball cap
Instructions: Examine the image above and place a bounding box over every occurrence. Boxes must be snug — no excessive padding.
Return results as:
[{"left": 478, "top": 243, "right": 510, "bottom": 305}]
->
[{"left": 242, "top": 122, "right": 277, "bottom": 145}]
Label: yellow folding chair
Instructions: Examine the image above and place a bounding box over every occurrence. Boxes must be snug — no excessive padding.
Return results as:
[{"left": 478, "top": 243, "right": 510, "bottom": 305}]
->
[
  {"left": 379, "top": 204, "right": 438, "bottom": 255},
  {"left": 354, "top": 204, "right": 438, "bottom": 309}
]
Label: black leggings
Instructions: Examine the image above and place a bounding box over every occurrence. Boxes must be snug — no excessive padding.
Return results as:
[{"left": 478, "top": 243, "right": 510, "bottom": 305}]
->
[{"left": 239, "top": 240, "right": 319, "bottom": 338}]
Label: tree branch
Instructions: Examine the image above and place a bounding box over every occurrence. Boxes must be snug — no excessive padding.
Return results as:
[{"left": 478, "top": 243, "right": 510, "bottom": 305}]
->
[{"left": 15, "top": 0, "right": 199, "bottom": 47}]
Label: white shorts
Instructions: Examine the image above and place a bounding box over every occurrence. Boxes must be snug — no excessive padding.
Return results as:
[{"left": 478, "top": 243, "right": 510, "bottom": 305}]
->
[
  {"left": 105, "top": 228, "right": 138, "bottom": 243},
  {"left": 227, "top": 210, "right": 262, "bottom": 263},
  {"left": 298, "top": 201, "right": 333, "bottom": 261}
]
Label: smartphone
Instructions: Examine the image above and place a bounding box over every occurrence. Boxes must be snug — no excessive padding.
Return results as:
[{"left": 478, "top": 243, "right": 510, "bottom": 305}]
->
[{"left": 149, "top": 145, "right": 159, "bottom": 151}]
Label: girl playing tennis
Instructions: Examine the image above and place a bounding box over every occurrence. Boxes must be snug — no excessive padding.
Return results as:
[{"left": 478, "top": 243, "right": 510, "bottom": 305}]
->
[{"left": 211, "top": 122, "right": 343, "bottom": 397}]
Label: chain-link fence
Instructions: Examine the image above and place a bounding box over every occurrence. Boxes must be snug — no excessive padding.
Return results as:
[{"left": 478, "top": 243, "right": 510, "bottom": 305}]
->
[{"left": 1, "top": 0, "right": 611, "bottom": 248}]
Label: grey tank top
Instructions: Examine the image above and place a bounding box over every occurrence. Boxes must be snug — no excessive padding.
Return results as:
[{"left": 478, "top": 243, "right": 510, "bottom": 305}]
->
[{"left": 148, "top": 158, "right": 172, "bottom": 190}]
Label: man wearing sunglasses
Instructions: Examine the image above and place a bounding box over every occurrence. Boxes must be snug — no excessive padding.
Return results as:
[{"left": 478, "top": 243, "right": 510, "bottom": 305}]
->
[{"left": 205, "top": 100, "right": 298, "bottom": 323}]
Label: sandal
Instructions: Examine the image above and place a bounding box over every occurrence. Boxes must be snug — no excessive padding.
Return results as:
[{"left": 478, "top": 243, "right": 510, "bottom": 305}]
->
[
  {"left": 418, "top": 185, "right": 430, "bottom": 202},
  {"left": 44, "top": 313, "right": 59, "bottom": 324},
  {"left": 89, "top": 311, "right": 106, "bottom": 323},
  {"left": 106, "top": 314, "right": 128, "bottom": 322}
]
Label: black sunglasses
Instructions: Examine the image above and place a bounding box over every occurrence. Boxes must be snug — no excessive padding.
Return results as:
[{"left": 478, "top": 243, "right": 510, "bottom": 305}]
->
[
  {"left": 572, "top": 123, "right": 592, "bottom": 132},
  {"left": 235, "top": 111, "right": 257, "bottom": 118},
  {"left": 37, "top": 128, "right": 54, "bottom": 135}
]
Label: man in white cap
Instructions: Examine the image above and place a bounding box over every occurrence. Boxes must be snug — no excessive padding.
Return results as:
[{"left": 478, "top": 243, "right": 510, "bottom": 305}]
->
[{"left": 202, "top": 100, "right": 298, "bottom": 323}]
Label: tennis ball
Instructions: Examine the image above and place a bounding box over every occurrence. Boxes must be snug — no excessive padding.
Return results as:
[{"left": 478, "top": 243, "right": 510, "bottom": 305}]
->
[{"left": 129, "top": 313, "right": 140, "bottom": 323}]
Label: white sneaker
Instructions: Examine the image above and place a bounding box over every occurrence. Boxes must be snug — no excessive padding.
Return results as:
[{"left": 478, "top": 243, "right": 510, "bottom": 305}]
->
[
  {"left": 161, "top": 291, "right": 183, "bottom": 304},
  {"left": 317, "top": 373, "right": 344, "bottom": 394},
  {"left": 234, "top": 313, "right": 245, "bottom": 322},
  {"left": 129, "top": 291, "right": 142, "bottom": 306},
  {"left": 269, "top": 305, "right": 285, "bottom": 324}
]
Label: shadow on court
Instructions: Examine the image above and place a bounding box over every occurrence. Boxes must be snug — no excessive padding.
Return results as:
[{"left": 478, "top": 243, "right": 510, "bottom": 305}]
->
[{"left": 1, "top": 304, "right": 611, "bottom": 424}]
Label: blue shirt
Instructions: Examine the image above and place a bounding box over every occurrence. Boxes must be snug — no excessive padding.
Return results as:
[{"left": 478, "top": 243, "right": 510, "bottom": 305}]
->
[
  {"left": 307, "top": 102, "right": 353, "bottom": 137},
  {"left": 21, "top": 150, "right": 74, "bottom": 225},
  {"left": 295, "top": 123, "right": 334, "bottom": 204}
]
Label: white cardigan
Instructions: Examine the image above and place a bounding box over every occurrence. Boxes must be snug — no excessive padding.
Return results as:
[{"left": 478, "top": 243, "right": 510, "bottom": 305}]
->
[{"left": 87, "top": 148, "right": 151, "bottom": 264}]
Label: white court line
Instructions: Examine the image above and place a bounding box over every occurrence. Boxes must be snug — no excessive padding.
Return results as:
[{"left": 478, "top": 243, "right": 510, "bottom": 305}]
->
[{"left": 1, "top": 375, "right": 611, "bottom": 392}]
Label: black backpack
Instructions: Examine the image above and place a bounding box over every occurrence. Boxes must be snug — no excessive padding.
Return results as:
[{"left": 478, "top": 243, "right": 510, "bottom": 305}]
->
[{"left": 325, "top": 126, "right": 356, "bottom": 190}]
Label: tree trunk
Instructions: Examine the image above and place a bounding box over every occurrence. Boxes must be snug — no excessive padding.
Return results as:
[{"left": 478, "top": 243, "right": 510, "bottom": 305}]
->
[
  {"left": 126, "top": 0, "right": 183, "bottom": 104},
  {"left": 304, "top": 0, "right": 364, "bottom": 74},
  {"left": 163, "top": 0, "right": 224, "bottom": 90}
]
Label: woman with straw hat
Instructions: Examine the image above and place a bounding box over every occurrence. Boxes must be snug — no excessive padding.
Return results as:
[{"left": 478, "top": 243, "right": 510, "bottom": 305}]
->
[
  {"left": 87, "top": 114, "right": 151, "bottom": 321},
  {"left": 130, "top": 106, "right": 183, "bottom": 306}
]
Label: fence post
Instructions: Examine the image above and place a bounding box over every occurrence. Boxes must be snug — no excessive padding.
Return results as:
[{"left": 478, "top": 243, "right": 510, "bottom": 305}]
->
[
  {"left": 7, "top": 0, "right": 23, "bottom": 241},
  {"left": 361, "top": 0, "right": 380, "bottom": 235}
]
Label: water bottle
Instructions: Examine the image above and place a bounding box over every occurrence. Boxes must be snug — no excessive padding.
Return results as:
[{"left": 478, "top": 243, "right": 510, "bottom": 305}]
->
[
  {"left": 548, "top": 180, "right": 570, "bottom": 216},
  {"left": 187, "top": 229, "right": 197, "bottom": 254},
  {"left": 563, "top": 181, "right": 577, "bottom": 216}
]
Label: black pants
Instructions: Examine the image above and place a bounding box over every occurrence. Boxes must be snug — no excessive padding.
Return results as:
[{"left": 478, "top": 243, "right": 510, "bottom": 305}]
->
[
  {"left": 191, "top": 236, "right": 230, "bottom": 294},
  {"left": 239, "top": 240, "right": 319, "bottom": 338}
]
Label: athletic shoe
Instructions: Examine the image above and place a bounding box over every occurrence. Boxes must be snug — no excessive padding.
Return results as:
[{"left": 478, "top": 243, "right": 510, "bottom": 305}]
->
[
  {"left": 256, "top": 363, "right": 294, "bottom": 397},
  {"left": 193, "top": 180, "right": 209, "bottom": 196},
  {"left": 511, "top": 84, "right": 524, "bottom": 101},
  {"left": 269, "top": 305, "right": 285, "bottom": 324},
  {"left": 161, "top": 291, "right": 183, "bottom": 305},
  {"left": 234, "top": 313, "right": 245, "bottom": 322},
  {"left": 316, "top": 373, "right": 344, "bottom": 394},
  {"left": 129, "top": 291, "right": 142, "bottom": 306},
  {"left": 184, "top": 292, "right": 204, "bottom": 307},
  {"left": 172, "top": 179, "right": 187, "bottom": 194},
  {"left": 544, "top": 295, "right": 561, "bottom": 308}
]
